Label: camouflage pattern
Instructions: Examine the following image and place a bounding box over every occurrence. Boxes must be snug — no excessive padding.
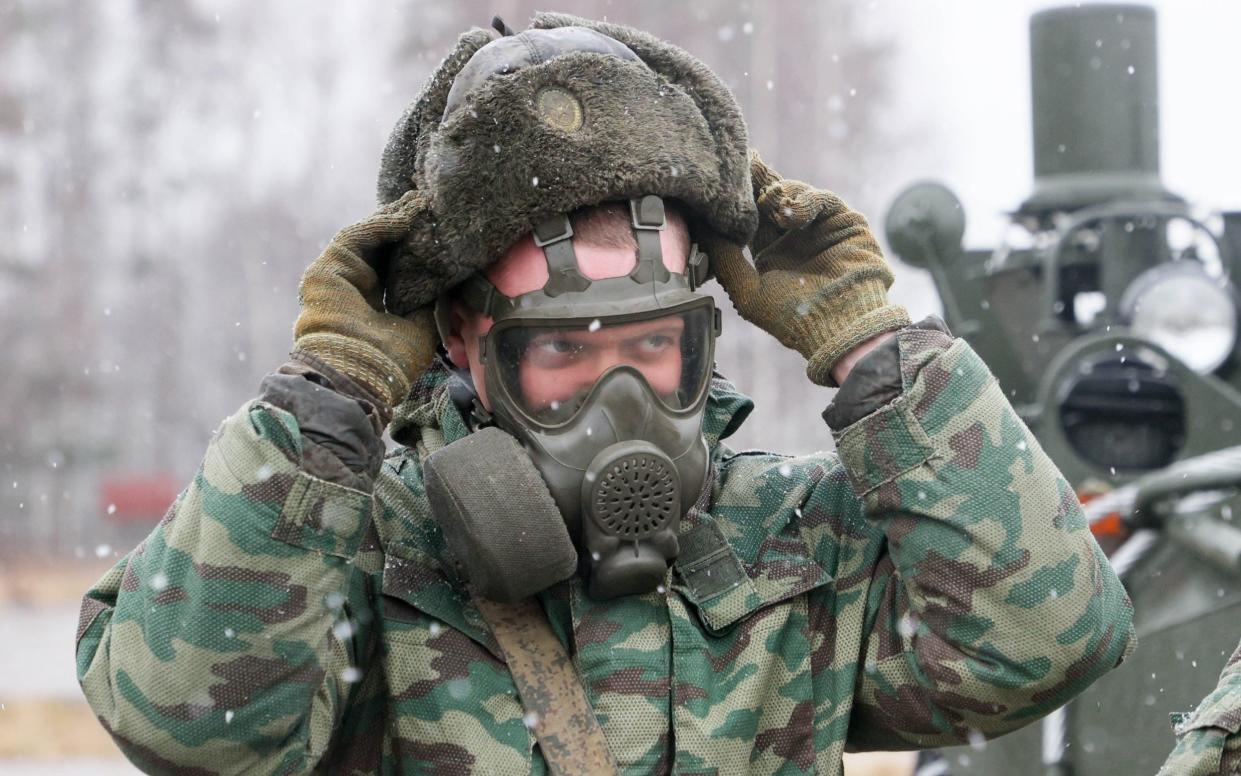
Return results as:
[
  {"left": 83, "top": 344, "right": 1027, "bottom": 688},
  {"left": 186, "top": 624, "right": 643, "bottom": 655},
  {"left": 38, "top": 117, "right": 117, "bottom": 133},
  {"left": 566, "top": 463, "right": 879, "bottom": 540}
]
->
[
  {"left": 1159, "top": 641, "right": 1241, "bottom": 776},
  {"left": 76, "top": 324, "right": 1135, "bottom": 774},
  {"left": 473, "top": 595, "right": 619, "bottom": 774}
]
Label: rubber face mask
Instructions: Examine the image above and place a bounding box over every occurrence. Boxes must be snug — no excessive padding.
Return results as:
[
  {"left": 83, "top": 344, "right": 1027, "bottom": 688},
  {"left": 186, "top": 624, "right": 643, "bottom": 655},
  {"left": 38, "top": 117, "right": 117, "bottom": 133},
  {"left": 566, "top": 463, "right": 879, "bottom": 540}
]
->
[
  {"left": 486, "top": 302, "right": 715, "bottom": 599},
  {"left": 435, "top": 196, "right": 719, "bottom": 599}
]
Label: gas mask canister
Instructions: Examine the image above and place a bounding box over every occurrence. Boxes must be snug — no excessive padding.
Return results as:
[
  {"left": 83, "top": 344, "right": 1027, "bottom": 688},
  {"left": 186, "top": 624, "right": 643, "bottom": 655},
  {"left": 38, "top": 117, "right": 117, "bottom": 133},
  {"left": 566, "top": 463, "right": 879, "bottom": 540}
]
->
[{"left": 424, "top": 195, "right": 719, "bottom": 601}]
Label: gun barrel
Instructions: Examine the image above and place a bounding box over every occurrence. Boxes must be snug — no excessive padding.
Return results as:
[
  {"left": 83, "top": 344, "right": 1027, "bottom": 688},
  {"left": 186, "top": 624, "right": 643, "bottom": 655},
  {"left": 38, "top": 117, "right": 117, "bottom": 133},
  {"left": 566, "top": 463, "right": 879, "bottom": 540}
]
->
[
  {"left": 1021, "top": 4, "right": 1179, "bottom": 214},
  {"left": 1164, "top": 513, "right": 1241, "bottom": 578}
]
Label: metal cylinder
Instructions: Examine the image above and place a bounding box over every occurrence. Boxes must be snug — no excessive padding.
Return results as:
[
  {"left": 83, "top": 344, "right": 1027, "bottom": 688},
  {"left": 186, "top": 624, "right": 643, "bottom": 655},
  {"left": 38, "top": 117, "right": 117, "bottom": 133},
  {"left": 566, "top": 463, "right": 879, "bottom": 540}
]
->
[
  {"left": 1223, "top": 212, "right": 1241, "bottom": 280},
  {"left": 1164, "top": 513, "right": 1241, "bottom": 579},
  {"left": 1021, "top": 4, "right": 1179, "bottom": 213}
]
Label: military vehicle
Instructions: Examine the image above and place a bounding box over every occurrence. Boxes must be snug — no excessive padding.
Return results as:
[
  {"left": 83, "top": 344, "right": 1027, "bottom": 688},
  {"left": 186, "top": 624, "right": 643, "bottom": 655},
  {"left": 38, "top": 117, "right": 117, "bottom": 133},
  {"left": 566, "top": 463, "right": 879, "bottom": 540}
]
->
[{"left": 883, "top": 4, "right": 1241, "bottom": 774}]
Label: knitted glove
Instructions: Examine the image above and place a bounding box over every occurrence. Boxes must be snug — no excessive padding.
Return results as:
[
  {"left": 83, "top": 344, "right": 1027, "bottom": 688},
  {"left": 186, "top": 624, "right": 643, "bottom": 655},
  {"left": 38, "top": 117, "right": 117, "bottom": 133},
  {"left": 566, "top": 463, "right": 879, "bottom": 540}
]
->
[
  {"left": 293, "top": 191, "right": 438, "bottom": 413},
  {"left": 706, "top": 151, "right": 911, "bottom": 386}
]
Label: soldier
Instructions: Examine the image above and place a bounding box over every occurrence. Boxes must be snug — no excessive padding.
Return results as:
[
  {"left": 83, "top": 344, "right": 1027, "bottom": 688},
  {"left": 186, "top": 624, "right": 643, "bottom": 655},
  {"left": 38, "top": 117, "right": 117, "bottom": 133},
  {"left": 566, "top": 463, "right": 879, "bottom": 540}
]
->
[
  {"left": 1158, "top": 640, "right": 1241, "bottom": 776},
  {"left": 75, "top": 14, "right": 1136, "bottom": 775}
]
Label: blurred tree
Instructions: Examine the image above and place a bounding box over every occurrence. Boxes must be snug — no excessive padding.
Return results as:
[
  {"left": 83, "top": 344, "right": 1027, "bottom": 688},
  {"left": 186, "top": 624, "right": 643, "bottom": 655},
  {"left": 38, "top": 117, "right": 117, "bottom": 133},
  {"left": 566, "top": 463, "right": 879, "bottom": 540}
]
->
[{"left": 1, "top": 1, "right": 107, "bottom": 553}]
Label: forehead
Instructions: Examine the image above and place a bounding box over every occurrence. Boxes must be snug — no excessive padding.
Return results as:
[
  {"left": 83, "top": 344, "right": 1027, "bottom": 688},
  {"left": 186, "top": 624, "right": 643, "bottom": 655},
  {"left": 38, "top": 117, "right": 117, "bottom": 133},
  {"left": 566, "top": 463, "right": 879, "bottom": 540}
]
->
[{"left": 487, "top": 229, "right": 689, "bottom": 298}]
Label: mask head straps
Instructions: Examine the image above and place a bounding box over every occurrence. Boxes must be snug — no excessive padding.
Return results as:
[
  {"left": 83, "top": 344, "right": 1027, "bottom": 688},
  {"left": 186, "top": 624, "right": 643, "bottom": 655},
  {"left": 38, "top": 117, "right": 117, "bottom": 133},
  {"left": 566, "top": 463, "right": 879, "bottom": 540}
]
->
[
  {"left": 434, "top": 195, "right": 712, "bottom": 343},
  {"left": 533, "top": 214, "right": 590, "bottom": 297},
  {"left": 463, "top": 195, "right": 683, "bottom": 313},
  {"left": 629, "top": 195, "right": 671, "bottom": 284}
]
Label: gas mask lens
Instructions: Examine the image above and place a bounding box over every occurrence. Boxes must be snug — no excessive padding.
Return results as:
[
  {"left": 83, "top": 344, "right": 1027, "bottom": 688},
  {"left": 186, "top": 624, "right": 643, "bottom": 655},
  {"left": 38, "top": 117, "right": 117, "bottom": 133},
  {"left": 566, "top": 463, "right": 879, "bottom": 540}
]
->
[{"left": 492, "top": 304, "right": 714, "bottom": 425}]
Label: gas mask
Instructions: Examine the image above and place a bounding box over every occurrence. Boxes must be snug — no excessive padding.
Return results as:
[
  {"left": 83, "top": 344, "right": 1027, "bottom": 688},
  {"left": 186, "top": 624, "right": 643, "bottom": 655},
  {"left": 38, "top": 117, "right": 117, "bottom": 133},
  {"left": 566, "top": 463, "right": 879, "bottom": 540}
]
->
[{"left": 424, "top": 196, "right": 719, "bottom": 601}]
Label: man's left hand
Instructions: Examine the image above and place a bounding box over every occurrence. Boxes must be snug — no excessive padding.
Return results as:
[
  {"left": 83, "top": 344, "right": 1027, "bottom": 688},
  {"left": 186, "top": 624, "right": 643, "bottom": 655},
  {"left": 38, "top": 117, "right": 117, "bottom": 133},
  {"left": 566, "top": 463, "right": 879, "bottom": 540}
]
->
[{"left": 705, "top": 151, "right": 911, "bottom": 386}]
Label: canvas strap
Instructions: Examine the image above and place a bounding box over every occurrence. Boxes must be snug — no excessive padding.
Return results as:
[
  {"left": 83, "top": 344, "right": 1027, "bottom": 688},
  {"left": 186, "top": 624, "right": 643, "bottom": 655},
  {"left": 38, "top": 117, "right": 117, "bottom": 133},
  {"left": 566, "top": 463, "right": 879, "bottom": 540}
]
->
[{"left": 473, "top": 596, "right": 620, "bottom": 775}]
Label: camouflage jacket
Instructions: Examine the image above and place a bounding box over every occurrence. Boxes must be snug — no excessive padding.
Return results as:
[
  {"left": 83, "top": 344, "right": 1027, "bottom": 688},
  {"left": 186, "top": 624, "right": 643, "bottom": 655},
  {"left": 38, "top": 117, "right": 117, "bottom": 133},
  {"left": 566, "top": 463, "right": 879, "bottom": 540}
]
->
[
  {"left": 1159, "top": 640, "right": 1241, "bottom": 776},
  {"left": 76, "top": 324, "right": 1135, "bottom": 775}
]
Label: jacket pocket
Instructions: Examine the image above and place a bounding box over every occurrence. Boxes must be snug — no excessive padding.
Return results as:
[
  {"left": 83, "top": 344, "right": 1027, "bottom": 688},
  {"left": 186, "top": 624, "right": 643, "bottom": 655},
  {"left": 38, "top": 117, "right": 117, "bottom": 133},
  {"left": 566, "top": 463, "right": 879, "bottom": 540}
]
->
[
  {"left": 672, "top": 516, "right": 832, "bottom": 634},
  {"left": 380, "top": 550, "right": 503, "bottom": 660},
  {"left": 269, "top": 472, "right": 374, "bottom": 558},
  {"left": 1164, "top": 681, "right": 1241, "bottom": 776},
  {"left": 1173, "top": 676, "right": 1241, "bottom": 737}
]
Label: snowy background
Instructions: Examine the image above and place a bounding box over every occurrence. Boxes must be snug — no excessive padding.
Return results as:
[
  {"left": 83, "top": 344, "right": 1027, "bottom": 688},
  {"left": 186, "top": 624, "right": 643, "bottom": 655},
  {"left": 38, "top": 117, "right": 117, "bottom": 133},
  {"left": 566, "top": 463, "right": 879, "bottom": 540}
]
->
[{"left": 1, "top": 0, "right": 1238, "bottom": 771}]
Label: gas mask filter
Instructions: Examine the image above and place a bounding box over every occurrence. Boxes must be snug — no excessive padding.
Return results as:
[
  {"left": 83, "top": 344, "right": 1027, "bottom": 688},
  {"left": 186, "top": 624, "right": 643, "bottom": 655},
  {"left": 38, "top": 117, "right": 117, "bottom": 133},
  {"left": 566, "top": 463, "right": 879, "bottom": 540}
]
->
[{"left": 425, "top": 196, "right": 719, "bottom": 600}]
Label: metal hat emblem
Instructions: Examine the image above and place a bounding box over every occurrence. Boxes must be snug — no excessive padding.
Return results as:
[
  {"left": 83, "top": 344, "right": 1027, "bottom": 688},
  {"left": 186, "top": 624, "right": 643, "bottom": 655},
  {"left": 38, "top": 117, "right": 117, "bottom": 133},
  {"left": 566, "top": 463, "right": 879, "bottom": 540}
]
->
[{"left": 536, "top": 87, "right": 584, "bottom": 133}]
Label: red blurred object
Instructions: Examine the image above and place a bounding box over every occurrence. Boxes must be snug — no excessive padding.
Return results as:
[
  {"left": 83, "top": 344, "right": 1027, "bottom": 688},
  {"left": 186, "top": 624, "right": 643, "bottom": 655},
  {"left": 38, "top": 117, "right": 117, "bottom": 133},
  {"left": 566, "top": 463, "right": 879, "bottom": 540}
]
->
[
  {"left": 1088, "top": 512, "right": 1128, "bottom": 540},
  {"left": 1077, "top": 488, "right": 1132, "bottom": 554},
  {"left": 100, "top": 473, "right": 181, "bottom": 523}
]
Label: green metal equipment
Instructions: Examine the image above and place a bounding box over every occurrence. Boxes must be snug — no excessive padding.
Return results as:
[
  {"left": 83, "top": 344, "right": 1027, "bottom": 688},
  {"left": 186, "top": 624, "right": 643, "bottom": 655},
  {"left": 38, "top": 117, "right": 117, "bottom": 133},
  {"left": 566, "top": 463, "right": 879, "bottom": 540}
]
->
[{"left": 885, "top": 4, "right": 1241, "bottom": 774}]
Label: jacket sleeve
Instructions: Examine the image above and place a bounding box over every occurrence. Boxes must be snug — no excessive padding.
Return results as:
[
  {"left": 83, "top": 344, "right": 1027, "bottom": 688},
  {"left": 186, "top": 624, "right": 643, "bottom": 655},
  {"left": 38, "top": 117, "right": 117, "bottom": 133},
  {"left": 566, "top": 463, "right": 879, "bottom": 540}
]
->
[
  {"left": 824, "top": 322, "right": 1136, "bottom": 750},
  {"left": 75, "top": 381, "right": 380, "bottom": 774},
  {"left": 1158, "top": 640, "right": 1241, "bottom": 776}
]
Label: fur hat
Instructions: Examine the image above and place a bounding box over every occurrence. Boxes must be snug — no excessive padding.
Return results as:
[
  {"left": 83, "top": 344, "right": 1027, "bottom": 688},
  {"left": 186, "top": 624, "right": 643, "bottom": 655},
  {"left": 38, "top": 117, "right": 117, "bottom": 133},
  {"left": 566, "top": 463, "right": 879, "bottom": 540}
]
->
[{"left": 377, "top": 12, "right": 758, "bottom": 317}]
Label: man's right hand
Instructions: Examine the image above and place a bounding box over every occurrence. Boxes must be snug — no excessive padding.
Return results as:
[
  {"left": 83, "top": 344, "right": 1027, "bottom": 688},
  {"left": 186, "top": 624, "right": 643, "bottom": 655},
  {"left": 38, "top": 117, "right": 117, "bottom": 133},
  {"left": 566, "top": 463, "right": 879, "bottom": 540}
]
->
[{"left": 293, "top": 191, "right": 438, "bottom": 413}]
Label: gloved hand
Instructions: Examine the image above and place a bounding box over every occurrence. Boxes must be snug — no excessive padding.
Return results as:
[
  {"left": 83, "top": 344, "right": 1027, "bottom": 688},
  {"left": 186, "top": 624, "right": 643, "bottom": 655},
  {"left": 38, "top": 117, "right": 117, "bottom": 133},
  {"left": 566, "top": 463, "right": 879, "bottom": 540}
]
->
[
  {"left": 706, "top": 151, "right": 911, "bottom": 386},
  {"left": 293, "top": 191, "right": 438, "bottom": 413}
]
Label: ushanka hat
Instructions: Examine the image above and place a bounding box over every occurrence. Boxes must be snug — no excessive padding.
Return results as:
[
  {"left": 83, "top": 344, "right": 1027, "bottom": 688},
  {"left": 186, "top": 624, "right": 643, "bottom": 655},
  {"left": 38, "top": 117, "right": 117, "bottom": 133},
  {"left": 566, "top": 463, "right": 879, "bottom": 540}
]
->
[{"left": 376, "top": 12, "right": 758, "bottom": 317}]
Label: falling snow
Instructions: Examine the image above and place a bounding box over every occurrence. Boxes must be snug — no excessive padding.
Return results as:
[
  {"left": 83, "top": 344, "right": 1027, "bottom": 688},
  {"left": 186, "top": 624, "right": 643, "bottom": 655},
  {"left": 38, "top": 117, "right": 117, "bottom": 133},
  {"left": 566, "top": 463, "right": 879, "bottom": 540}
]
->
[
  {"left": 332, "top": 620, "right": 356, "bottom": 641},
  {"left": 6, "top": 9, "right": 1241, "bottom": 769}
]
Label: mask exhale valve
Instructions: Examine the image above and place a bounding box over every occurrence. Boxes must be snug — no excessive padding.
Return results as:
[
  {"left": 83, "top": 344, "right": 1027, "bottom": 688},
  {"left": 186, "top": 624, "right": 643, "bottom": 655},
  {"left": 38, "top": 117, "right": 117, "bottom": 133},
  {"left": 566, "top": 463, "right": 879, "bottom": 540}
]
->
[{"left": 582, "top": 441, "right": 682, "bottom": 598}]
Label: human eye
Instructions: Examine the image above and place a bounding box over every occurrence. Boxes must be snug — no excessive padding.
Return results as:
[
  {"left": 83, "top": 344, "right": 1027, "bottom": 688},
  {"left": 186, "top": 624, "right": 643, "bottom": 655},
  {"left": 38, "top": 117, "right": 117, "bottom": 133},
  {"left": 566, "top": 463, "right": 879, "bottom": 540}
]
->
[
  {"left": 526, "top": 335, "right": 585, "bottom": 366},
  {"left": 628, "top": 332, "right": 677, "bottom": 359},
  {"left": 537, "top": 338, "right": 577, "bottom": 354}
]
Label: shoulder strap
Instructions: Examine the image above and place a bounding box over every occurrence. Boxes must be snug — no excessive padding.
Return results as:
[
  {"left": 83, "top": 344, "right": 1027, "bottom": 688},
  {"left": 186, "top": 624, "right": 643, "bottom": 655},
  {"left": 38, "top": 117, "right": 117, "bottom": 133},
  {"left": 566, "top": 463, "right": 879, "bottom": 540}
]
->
[{"left": 473, "top": 596, "right": 620, "bottom": 776}]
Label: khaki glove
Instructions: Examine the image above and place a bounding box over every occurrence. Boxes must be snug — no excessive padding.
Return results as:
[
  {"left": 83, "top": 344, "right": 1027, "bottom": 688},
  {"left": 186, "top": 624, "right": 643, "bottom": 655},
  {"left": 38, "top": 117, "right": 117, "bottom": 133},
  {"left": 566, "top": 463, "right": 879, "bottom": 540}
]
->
[
  {"left": 293, "top": 191, "right": 438, "bottom": 412},
  {"left": 706, "top": 151, "right": 911, "bottom": 386}
]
